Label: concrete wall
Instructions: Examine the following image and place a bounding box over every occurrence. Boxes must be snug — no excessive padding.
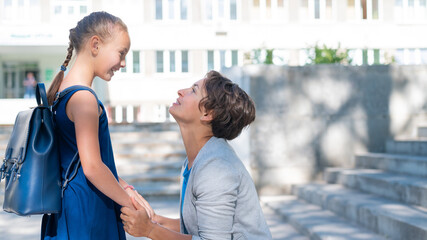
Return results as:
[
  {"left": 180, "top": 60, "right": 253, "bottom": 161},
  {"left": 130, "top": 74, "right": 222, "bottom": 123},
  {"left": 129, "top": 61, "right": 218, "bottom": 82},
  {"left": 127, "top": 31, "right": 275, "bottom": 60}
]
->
[{"left": 225, "top": 65, "right": 427, "bottom": 195}]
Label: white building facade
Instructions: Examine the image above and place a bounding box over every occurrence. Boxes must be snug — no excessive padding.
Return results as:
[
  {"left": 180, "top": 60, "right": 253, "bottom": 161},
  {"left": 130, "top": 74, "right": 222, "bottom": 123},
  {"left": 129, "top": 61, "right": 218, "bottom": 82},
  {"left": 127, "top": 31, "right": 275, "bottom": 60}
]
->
[{"left": 0, "top": 0, "right": 427, "bottom": 124}]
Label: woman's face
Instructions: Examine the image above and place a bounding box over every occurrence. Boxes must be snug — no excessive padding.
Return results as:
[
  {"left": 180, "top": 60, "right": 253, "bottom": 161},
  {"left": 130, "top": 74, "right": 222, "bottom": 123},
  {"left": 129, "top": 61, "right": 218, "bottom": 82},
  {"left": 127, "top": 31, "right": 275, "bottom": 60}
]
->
[{"left": 169, "top": 78, "right": 207, "bottom": 124}]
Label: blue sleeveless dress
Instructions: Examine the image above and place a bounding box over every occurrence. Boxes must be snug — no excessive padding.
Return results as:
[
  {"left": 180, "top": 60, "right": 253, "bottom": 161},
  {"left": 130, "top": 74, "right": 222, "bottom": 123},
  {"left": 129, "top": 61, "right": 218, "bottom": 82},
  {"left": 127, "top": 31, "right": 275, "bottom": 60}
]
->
[{"left": 41, "top": 86, "right": 126, "bottom": 240}]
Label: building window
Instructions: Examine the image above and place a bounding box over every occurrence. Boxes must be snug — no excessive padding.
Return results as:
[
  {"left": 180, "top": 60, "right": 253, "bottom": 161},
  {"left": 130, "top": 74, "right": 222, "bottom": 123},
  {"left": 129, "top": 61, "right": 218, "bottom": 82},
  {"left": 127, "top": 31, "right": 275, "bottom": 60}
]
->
[
  {"left": 170, "top": 51, "right": 176, "bottom": 72},
  {"left": 252, "top": 0, "right": 288, "bottom": 21},
  {"left": 156, "top": 0, "right": 163, "bottom": 19},
  {"left": 300, "top": 0, "right": 334, "bottom": 20},
  {"left": 50, "top": 0, "right": 91, "bottom": 23},
  {"left": 54, "top": 5, "right": 62, "bottom": 14},
  {"left": 156, "top": 51, "right": 164, "bottom": 72},
  {"left": 156, "top": 50, "right": 189, "bottom": 73},
  {"left": 231, "top": 50, "right": 238, "bottom": 66},
  {"left": 80, "top": 5, "right": 87, "bottom": 14},
  {"left": 394, "top": 0, "right": 427, "bottom": 22},
  {"left": 206, "top": 50, "right": 240, "bottom": 71},
  {"left": 181, "top": 0, "right": 188, "bottom": 19},
  {"left": 208, "top": 51, "right": 215, "bottom": 70},
  {"left": 420, "top": 48, "right": 427, "bottom": 64},
  {"left": 168, "top": 0, "right": 175, "bottom": 19},
  {"left": 68, "top": 6, "right": 74, "bottom": 15},
  {"left": 206, "top": 0, "right": 213, "bottom": 19},
  {"left": 220, "top": 50, "right": 226, "bottom": 69},
  {"left": 133, "top": 51, "right": 140, "bottom": 73},
  {"left": 348, "top": 49, "right": 389, "bottom": 65},
  {"left": 230, "top": 0, "right": 237, "bottom": 19},
  {"left": 347, "top": 0, "right": 381, "bottom": 20},
  {"left": 182, "top": 50, "right": 189, "bottom": 72},
  {"left": 204, "top": 0, "right": 240, "bottom": 21},
  {"left": 156, "top": 0, "right": 188, "bottom": 20}
]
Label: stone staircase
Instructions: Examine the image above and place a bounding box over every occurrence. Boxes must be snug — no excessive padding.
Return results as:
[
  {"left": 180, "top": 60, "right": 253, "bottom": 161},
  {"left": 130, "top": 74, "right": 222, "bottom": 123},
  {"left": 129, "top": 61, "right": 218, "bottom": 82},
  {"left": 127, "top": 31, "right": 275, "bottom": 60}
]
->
[
  {"left": 0, "top": 123, "right": 185, "bottom": 202},
  {"left": 110, "top": 123, "right": 185, "bottom": 199},
  {"left": 262, "top": 127, "right": 427, "bottom": 240}
]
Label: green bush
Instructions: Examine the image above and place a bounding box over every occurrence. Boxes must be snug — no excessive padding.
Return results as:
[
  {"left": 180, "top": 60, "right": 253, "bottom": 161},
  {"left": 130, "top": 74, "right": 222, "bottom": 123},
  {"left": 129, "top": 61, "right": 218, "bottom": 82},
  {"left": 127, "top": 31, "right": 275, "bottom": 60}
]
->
[{"left": 308, "top": 43, "right": 352, "bottom": 65}]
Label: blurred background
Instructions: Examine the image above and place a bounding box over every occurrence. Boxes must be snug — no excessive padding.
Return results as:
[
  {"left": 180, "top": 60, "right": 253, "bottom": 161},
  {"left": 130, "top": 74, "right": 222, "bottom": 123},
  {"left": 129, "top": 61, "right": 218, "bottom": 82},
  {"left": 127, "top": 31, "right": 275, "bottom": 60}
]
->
[
  {"left": 1, "top": 0, "right": 427, "bottom": 124},
  {"left": 1, "top": 1, "right": 427, "bottom": 239}
]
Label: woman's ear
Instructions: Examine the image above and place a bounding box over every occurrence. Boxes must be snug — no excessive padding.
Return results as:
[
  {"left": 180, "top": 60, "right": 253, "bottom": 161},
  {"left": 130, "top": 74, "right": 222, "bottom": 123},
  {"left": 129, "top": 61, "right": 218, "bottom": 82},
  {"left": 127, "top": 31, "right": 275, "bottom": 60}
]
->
[
  {"left": 90, "top": 35, "right": 101, "bottom": 56},
  {"left": 200, "top": 111, "right": 213, "bottom": 123}
]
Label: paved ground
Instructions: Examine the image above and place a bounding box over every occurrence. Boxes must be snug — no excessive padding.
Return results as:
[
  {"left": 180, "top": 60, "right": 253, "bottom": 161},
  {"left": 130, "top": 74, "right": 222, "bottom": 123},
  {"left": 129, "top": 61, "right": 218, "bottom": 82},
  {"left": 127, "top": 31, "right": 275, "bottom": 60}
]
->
[{"left": 0, "top": 196, "right": 305, "bottom": 240}]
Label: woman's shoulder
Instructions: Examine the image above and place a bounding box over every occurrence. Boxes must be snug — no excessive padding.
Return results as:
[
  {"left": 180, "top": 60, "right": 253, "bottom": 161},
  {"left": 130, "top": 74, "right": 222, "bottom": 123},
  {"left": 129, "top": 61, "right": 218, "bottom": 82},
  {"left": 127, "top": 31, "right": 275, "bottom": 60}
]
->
[{"left": 193, "top": 137, "right": 244, "bottom": 175}]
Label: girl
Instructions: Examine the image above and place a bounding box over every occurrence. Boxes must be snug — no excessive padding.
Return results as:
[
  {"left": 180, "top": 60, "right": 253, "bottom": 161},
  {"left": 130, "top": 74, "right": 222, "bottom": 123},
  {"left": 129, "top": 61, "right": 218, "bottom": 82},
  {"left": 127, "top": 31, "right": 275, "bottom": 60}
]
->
[
  {"left": 121, "top": 71, "right": 272, "bottom": 240},
  {"left": 41, "top": 11, "right": 141, "bottom": 240}
]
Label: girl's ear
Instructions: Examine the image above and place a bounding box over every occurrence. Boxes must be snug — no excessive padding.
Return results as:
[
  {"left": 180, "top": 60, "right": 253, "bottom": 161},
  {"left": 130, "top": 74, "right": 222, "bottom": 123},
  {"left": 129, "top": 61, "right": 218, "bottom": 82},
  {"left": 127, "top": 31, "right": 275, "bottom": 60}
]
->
[{"left": 90, "top": 35, "right": 101, "bottom": 56}]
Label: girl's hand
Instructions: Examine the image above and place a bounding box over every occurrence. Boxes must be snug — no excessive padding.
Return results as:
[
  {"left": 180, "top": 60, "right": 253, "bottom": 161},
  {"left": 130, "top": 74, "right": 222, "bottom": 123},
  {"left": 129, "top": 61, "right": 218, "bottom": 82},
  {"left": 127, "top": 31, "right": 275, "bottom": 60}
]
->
[
  {"left": 134, "top": 191, "right": 157, "bottom": 223},
  {"left": 121, "top": 197, "right": 156, "bottom": 237},
  {"left": 124, "top": 188, "right": 156, "bottom": 221}
]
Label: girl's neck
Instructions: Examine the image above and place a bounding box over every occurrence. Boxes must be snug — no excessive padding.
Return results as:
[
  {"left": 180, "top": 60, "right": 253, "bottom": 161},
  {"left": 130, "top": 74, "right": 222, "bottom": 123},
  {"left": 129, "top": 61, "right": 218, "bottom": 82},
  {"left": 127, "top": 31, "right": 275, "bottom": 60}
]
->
[
  {"left": 179, "top": 123, "right": 213, "bottom": 169},
  {"left": 61, "top": 55, "right": 95, "bottom": 90}
]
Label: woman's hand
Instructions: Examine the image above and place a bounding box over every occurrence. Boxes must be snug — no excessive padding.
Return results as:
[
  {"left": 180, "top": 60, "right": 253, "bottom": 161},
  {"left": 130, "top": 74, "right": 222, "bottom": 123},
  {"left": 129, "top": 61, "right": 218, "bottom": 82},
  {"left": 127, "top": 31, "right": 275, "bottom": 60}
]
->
[
  {"left": 125, "top": 189, "right": 156, "bottom": 221},
  {"left": 121, "top": 197, "right": 156, "bottom": 237}
]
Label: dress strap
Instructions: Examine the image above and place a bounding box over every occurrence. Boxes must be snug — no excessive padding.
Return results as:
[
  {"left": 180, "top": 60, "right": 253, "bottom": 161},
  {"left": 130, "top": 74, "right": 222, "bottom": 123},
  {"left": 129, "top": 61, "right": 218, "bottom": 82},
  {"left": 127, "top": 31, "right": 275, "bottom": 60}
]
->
[{"left": 52, "top": 85, "right": 101, "bottom": 113}]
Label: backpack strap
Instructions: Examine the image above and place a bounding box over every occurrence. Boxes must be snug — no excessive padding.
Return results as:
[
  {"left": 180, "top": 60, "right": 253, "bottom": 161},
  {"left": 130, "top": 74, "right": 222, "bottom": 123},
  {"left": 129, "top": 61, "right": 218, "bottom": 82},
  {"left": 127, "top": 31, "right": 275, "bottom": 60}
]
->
[
  {"left": 52, "top": 85, "right": 101, "bottom": 197},
  {"left": 36, "top": 83, "right": 49, "bottom": 107},
  {"left": 61, "top": 152, "right": 80, "bottom": 198}
]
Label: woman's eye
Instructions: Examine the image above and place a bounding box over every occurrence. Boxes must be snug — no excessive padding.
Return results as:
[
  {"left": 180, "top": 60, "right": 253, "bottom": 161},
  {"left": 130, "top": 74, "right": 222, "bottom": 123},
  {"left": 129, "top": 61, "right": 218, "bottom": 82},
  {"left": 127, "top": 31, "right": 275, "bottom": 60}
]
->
[{"left": 192, "top": 88, "right": 196, "bottom": 93}]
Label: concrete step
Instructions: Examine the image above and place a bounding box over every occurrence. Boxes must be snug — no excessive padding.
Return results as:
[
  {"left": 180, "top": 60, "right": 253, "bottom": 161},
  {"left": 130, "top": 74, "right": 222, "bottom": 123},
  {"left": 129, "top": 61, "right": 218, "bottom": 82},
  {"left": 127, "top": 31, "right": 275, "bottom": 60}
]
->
[
  {"left": 133, "top": 181, "right": 180, "bottom": 198},
  {"left": 122, "top": 171, "right": 180, "bottom": 184},
  {"left": 417, "top": 126, "right": 427, "bottom": 138},
  {"left": 292, "top": 183, "right": 427, "bottom": 240},
  {"left": 324, "top": 168, "right": 427, "bottom": 208},
  {"left": 261, "top": 195, "right": 386, "bottom": 240},
  {"left": 110, "top": 131, "right": 182, "bottom": 142},
  {"left": 260, "top": 202, "right": 310, "bottom": 240},
  {"left": 0, "top": 126, "right": 12, "bottom": 134},
  {"left": 114, "top": 155, "right": 185, "bottom": 163},
  {"left": 355, "top": 153, "right": 427, "bottom": 178},
  {"left": 109, "top": 122, "right": 179, "bottom": 133},
  {"left": 114, "top": 149, "right": 186, "bottom": 161},
  {"left": 386, "top": 139, "right": 427, "bottom": 156},
  {"left": 113, "top": 141, "right": 184, "bottom": 154},
  {"left": 116, "top": 159, "right": 182, "bottom": 173}
]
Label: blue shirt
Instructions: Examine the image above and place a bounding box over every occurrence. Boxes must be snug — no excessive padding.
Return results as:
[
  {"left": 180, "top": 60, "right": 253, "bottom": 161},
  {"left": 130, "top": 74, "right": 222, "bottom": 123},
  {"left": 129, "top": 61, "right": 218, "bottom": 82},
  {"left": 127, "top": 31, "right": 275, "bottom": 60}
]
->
[{"left": 181, "top": 164, "right": 192, "bottom": 234}]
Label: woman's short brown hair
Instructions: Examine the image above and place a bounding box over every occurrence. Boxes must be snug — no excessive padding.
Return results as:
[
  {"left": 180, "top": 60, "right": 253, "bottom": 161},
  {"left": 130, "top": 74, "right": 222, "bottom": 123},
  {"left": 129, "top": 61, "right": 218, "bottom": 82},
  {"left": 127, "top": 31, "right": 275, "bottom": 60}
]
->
[{"left": 199, "top": 71, "right": 256, "bottom": 140}]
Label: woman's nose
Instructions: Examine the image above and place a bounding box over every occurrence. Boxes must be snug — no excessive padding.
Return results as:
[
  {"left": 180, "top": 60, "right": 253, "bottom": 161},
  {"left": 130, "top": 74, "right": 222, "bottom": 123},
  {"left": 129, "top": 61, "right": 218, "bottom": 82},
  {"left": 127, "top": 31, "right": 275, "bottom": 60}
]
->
[{"left": 178, "top": 89, "right": 184, "bottom": 96}]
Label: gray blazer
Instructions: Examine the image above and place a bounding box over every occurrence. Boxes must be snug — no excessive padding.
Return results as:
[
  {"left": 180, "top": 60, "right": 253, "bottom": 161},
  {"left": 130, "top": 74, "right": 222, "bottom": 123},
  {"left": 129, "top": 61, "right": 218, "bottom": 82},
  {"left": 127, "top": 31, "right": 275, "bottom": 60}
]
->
[{"left": 180, "top": 137, "right": 272, "bottom": 240}]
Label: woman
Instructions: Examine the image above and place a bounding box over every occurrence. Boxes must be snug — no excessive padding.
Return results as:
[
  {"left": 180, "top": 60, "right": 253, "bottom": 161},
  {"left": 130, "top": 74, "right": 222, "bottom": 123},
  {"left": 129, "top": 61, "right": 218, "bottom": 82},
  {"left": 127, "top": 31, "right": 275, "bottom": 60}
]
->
[{"left": 120, "top": 70, "right": 272, "bottom": 240}]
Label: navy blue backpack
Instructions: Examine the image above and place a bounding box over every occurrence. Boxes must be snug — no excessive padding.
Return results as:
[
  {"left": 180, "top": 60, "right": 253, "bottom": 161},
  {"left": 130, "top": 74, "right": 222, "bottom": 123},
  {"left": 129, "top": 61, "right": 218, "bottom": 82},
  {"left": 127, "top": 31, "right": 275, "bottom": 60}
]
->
[{"left": 0, "top": 83, "right": 61, "bottom": 215}]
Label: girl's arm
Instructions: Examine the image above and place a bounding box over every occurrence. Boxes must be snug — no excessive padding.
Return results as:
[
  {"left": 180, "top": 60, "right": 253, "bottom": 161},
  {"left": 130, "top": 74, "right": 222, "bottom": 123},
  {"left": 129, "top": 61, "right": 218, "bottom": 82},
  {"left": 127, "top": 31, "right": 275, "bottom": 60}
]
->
[{"left": 68, "top": 91, "right": 134, "bottom": 209}]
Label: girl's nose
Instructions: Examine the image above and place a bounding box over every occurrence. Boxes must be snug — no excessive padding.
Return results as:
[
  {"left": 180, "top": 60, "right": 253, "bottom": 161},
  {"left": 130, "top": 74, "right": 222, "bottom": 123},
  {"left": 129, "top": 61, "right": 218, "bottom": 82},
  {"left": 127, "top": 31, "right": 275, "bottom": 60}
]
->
[{"left": 120, "top": 59, "right": 126, "bottom": 68}]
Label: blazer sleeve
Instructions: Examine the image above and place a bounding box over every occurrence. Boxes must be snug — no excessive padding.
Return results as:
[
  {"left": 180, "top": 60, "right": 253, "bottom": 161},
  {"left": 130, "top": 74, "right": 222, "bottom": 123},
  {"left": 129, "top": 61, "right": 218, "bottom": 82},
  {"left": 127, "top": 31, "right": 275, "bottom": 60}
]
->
[{"left": 191, "top": 158, "right": 240, "bottom": 240}]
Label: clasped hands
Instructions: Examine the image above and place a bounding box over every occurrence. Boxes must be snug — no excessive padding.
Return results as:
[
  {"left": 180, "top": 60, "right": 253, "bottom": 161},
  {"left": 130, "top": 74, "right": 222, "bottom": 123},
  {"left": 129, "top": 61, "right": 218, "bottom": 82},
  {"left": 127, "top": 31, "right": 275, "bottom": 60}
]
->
[{"left": 121, "top": 188, "right": 157, "bottom": 237}]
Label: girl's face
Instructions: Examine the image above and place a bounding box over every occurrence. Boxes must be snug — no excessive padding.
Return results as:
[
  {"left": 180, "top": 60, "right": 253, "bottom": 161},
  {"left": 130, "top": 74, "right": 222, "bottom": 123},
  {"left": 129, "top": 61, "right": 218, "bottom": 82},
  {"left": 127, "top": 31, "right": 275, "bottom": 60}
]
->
[
  {"left": 169, "top": 78, "right": 207, "bottom": 124},
  {"left": 94, "top": 27, "right": 130, "bottom": 81}
]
